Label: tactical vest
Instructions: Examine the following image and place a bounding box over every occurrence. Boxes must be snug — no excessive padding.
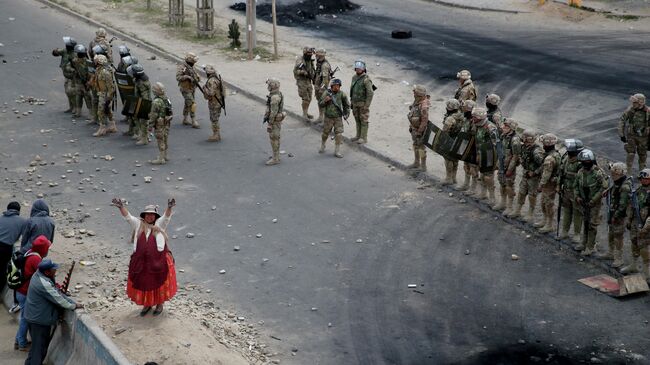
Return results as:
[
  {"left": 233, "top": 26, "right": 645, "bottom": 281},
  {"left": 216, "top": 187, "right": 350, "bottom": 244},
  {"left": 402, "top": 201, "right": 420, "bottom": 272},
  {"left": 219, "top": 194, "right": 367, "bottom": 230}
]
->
[
  {"left": 96, "top": 67, "right": 109, "bottom": 92},
  {"left": 561, "top": 156, "right": 580, "bottom": 192},
  {"left": 475, "top": 123, "right": 497, "bottom": 144},
  {"left": 266, "top": 92, "right": 284, "bottom": 121},
  {"left": 503, "top": 133, "right": 520, "bottom": 165},
  {"left": 487, "top": 107, "right": 502, "bottom": 125},
  {"left": 576, "top": 167, "right": 607, "bottom": 201},
  {"left": 546, "top": 150, "right": 562, "bottom": 182},
  {"left": 315, "top": 60, "right": 330, "bottom": 87},
  {"left": 350, "top": 74, "right": 370, "bottom": 102},
  {"left": 624, "top": 108, "right": 650, "bottom": 137},
  {"left": 638, "top": 186, "right": 650, "bottom": 222},
  {"left": 610, "top": 178, "right": 632, "bottom": 217},
  {"left": 408, "top": 99, "right": 427, "bottom": 128},
  {"left": 442, "top": 111, "right": 463, "bottom": 136},
  {"left": 520, "top": 145, "right": 542, "bottom": 173}
]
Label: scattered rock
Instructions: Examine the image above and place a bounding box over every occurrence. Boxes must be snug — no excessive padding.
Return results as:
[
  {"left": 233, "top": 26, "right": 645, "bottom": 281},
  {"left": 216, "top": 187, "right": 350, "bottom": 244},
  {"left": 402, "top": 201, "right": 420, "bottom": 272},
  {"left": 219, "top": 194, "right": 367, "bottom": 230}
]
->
[
  {"left": 356, "top": 239, "right": 363, "bottom": 243},
  {"left": 143, "top": 176, "right": 152, "bottom": 183},
  {"left": 79, "top": 260, "right": 96, "bottom": 266},
  {"left": 511, "top": 254, "right": 520, "bottom": 261},
  {"left": 103, "top": 155, "right": 114, "bottom": 161},
  {"left": 186, "top": 232, "right": 195, "bottom": 238},
  {"left": 256, "top": 233, "right": 262, "bottom": 238},
  {"left": 233, "top": 246, "right": 240, "bottom": 251},
  {"left": 219, "top": 270, "right": 226, "bottom": 274},
  {"left": 407, "top": 284, "right": 417, "bottom": 288}
]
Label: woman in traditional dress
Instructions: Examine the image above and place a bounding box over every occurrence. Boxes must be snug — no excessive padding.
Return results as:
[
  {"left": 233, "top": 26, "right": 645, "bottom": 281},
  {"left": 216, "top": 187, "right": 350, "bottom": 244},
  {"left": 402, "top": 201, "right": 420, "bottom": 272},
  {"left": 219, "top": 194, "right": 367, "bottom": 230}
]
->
[{"left": 112, "top": 197, "right": 177, "bottom": 316}]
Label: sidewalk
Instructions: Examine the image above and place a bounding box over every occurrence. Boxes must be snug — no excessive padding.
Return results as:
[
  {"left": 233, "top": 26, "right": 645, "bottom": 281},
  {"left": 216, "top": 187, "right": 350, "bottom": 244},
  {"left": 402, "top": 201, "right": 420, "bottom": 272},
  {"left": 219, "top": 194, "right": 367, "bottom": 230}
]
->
[{"left": 558, "top": 0, "right": 650, "bottom": 16}]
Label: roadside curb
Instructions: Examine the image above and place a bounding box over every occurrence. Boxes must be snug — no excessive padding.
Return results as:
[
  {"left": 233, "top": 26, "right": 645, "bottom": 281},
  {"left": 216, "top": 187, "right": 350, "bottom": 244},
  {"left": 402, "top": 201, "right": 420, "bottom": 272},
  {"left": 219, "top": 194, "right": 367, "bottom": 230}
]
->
[
  {"left": 551, "top": 0, "right": 650, "bottom": 18},
  {"left": 37, "top": 0, "right": 623, "bottom": 278},
  {"left": 424, "top": 0, "right": 529, "bottom": 14}
]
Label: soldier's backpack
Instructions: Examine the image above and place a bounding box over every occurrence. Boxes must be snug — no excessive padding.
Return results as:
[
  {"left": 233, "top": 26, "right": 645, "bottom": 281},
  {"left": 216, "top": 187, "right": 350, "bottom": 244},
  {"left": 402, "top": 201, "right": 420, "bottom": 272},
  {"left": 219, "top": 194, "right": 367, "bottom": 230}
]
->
[{"left": 6, "top": 251, "right": 40, "bottom": 290}]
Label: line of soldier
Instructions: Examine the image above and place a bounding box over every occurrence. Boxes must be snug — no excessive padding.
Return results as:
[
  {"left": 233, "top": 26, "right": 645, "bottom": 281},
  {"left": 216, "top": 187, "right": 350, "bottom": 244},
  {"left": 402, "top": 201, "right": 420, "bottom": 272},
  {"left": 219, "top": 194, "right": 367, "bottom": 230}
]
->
[{"left": 51, "top": 29, "right": 227, "bottom": 166}]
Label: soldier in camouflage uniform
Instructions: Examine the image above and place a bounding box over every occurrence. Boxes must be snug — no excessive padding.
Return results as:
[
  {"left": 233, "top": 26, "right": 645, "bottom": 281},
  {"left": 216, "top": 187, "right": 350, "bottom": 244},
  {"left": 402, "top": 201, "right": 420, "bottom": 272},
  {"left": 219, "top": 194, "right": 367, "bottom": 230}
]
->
[
  {"left": 454, "top": 70, "right": 477, "bottom": 102},
  {"left": 176, "top": 52, "right": 201, "bottom": 128},
  {"left": 314, "top": 49, "right": 332, "bottom": 124},
  {"left": 116, "top": 45, "right": 138, "bottom": 136},
  {"left": 472, "top": 108, "right": 499, "bottom": 204},
  {"left": 496, "top": 119, "right": 521, "bottom": 213},
  {"left": 574, "top": 149, "right": 609, "bottom": 256},
  {"left": 264, "top": 78, "right": 285, "bottom": 166},
  {"left": 535, "top": 134, "right": 561, "bottom": 233},
  {"left": 127, "top": 64, "right": 152, "bottom": 146},
  {"left": 407, "top": 85, "right": 430, "bottom": 172},
  {"left": 319, "top": 79, "right": 350, "bottom": 158},
  {"left": 508, "top": 130, "right": 544, "bottom": 221},
  {"left": 485, "top": 93, "right": 503, "bottom": 127},
  {"left": 293, "top": 46, "right": 315, "bottom": 121},
  {"left": 628, "top": 169, "right": 650, "bottom": 278},
  {"left": 148, "top": 82, "right": 173, "bottom": 165},
  {"left": 202, "top": 65, "right": 226, "bottom": 142},
  {"left": 92, "top": 55, "right": 117, "bottom": 137},
  {"left": 459, "top": 100, "right": 479, "bottom": 193},
  {"left": 619, "top": 93, "right": 650, "bottom": 173},
  {"left": 350, "top": 60, "right": 374, "bottom": 145},
  {"left": 558, "top": 139, "right": 585, "bottom": 243},
  {"left": 70, "top": 44, "right": 92, "bottom": 118},
  {"left": 88, "top": 28, "right": 113, "bottom": 63},
  {"left": 52, "top": 36, "right": 77, "bottom": 113},
  {"left": 441, "top": 99, "right": 464, "bottom": 185},
  {"left": 600, "top": 163, "right": 631, "bottom": 267}
]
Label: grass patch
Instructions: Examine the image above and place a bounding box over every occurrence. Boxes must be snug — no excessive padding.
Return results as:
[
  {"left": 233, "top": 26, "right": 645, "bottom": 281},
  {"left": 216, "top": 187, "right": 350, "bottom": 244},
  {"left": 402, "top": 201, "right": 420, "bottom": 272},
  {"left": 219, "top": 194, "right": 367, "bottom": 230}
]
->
[{"left": 605, "top": 14, "right": 640, "bottom": 21}]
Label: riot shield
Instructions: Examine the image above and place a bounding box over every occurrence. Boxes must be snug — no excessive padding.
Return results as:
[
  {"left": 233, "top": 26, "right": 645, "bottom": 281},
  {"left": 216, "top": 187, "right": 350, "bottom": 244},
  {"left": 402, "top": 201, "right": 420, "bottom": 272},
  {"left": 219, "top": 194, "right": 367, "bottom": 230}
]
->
[
  {"left": 423, "top": 122, "right": 475, "bottom": 162},
  {"left": 114, "top": 71, "right": 134, "bottom": 104},
  {"left": 476, "top": 139, "right": 498, "bottom": 173},
  {"left": 121, "top": 96, "right": 152, "bottom": 119}
]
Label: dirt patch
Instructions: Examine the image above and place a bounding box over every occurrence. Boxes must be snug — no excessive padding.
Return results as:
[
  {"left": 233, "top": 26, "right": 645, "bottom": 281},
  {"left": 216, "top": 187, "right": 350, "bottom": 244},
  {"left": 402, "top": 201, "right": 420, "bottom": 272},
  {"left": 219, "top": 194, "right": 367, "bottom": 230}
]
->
[{"left": 230, "top": 0, "right": 359, "bottom": 26}]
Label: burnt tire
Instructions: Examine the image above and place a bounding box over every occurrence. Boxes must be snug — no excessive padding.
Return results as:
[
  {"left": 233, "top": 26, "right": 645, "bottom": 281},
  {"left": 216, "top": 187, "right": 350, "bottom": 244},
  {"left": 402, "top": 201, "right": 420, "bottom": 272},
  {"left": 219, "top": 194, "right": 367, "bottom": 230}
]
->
[{"left": 391, "top": 30, "right": 412, "bottom": 39}]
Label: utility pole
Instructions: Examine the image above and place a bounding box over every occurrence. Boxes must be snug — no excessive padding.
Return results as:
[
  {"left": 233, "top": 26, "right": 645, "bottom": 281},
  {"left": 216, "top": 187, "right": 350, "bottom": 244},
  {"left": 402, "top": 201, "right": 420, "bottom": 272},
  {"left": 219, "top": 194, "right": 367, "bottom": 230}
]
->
[
  {"left": 246, "top": 0, "right": 257, "bottom": 60},
  {"left": 272, "top": 0, "right": 278, "bottom": 60}
]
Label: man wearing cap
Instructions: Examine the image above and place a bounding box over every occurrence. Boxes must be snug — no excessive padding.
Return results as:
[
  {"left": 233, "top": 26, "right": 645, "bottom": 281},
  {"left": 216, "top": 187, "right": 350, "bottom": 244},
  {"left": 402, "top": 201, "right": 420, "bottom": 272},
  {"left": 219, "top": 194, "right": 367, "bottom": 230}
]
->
[
  {"left": 112, "top": 197, "right": 176, "bottom": 316},
  {"left": 293, "top": 46, "right": 315, "bottom": 121},
  {"left": 319, "top": 79, "right": 350, "bottom": 158},
  {"left": 264, "top": 78, "right": 285, "bottom": 166},
  {"left": 52, "top": 36, "right": 77, "bottom": 113},
  {"left": 176, "top": 52, "right": 201, "bottom": 128},
  {"left": 454, "top": 70, "right": 477, "bottom": 102},
  {"left": 23, "top": 258, "right": 82, "bottom": 364},
  {"left": 618, "top": 93, "right": 650, "bottom": 173},
  {"left": 350, "top": 60, "right": 374, "bottom": 144},
  {"left": 0, "top": 202, "right": 27, "bottom": 292},
  {"left": 128, "top": 64, "right": 152, "bottom": 145},
  {"left": 441, "top": 99, "right": 464, "bottom": 185},
  {"left": 535, "top": 133, "right": 561, "bottom": 233},
  {"left": 407, "top": 85, "right": 430, "bottom": 172},
  {"left": 496, "top": 119, "right": 521, "bottom": 214},
  {"left": 202, "top": 65, "right": 226, "bottom": 142},
  {"left": 148, "top": 82, "right": 173, "bottom": 165},
  {"left": 314, "top": 49, "right": 332, "bottom": 123}
]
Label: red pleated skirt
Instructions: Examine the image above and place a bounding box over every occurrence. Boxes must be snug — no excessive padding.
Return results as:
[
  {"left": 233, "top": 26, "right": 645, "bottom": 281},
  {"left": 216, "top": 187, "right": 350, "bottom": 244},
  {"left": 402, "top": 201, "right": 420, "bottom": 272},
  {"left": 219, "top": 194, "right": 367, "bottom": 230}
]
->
[{"left": 126, "top": 252, "right": 177, "bottom": 306}]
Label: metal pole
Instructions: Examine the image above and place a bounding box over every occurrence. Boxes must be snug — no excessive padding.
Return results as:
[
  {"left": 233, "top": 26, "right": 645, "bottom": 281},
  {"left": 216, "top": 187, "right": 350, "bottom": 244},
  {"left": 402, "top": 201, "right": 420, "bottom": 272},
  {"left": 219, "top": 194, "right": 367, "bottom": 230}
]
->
[
  {"left": 246, "top": 0, "right": 253, "bottom": 60},
  {"left": 272, "top": 0, "right": 278, "bottom": 60}
]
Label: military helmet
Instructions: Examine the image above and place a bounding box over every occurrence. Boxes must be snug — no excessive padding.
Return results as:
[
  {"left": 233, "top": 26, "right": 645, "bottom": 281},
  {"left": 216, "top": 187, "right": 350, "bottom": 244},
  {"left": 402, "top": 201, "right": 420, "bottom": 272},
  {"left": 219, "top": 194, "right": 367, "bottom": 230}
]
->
[
  {"left": 354, "top": 60, "right": 366, "bottom": 70},
  {"left": 639, "top": 168, "right": 650, "bottom": 179},
  {"left": 564, "top": 138, "right": 584, "bottom": 153},
  {"left": 184, "top": 52, "right": 198, "bottom": 63},
  {"left": 96, "top": 27, "right": 107, "bottom": 38},
  {"left": 413, "top": 84, "right": 427, "bottom": 97},
  {"left": 302, "top": 46, "right": 314, "bottom": 54},
  {"left": 127, "top": 64, "right": 144, "bottom": 77},
  {"left": 203, "top": 64, "right": 217, "bottom": 75},
  {"left": 471, "top": 107, "right": 487, "bottom": 120},
  {"left": 522, "top": 130, "right": 536, "bottom": 143},
  {"left": 446, "top": 99, "right": 460, "bottom": 111},
  {"left": 457, "top": 69, "right": 471, "bottom": 81},
  {"left": 63, "top": 36, "right": 77, "bottom": 48},
  {"left": 121, "top": 55, "right": 138, "bottom": 67},
  {"left": 94, "top": 54, "right": 108, "bottom": 65},
  {"left": 118, "top": 45, "right": 130, "bottom": 57},
  {"left": 152, "top": 82, "right": 165, "bottom": 96},
  {"left": 74, "top": 44, "right": 87, "bottom": 55},
  {"left": 461, "top": 99, "right": 476, "bottom": 112},
  {"left": 502, "top": 118, "right": 518, "bottom": 130},
  {"left": 630, "top": 93, "right": 646, "bottom": 105},
  {"left": 577, "top": 149, "right": 596, "bottom": 162},
  {"left": 315, "top": 48, "right": 327, "bottom": 56},
  {"left": 266, "top": 77, "right": 281, "bottom": 90},
  {"left": 610, "top": 162, "right": 627, "bottom": 175},
  {"left": 92, "top": 44, "right": 107, "bottom": 56},
  {"left": 540, "top": 133, "right": 558, "bottom": 147},
  {"left": 485, "top": 93, "right": 501, "bottom": 106}
]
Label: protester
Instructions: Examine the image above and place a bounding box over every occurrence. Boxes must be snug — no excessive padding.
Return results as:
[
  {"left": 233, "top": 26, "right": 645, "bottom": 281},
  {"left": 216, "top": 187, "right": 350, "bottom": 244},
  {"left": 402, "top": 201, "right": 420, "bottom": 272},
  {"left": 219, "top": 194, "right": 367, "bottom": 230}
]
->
[
  {"left": 112, "top": 197, "right": 177, "bottom": 316},
  {"left": 20, "top": 199, "right": 55, "bottom": 252},
  {"left": 0, "top": 201, "right": 27, "bottom": 292},
  {"left": 23, "top": 259, "right": 82, "bottom": 365},
  {"left": 15, "top": 235, "right": 50, "bottom": 351}
]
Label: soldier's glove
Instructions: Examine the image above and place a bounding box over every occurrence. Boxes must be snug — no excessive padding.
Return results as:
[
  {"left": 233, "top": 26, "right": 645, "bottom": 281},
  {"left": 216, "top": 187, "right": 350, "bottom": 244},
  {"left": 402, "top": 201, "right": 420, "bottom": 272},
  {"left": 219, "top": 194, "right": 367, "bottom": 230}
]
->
[{"left": 620, "top": 136, "right": 627, "bottom": 143}]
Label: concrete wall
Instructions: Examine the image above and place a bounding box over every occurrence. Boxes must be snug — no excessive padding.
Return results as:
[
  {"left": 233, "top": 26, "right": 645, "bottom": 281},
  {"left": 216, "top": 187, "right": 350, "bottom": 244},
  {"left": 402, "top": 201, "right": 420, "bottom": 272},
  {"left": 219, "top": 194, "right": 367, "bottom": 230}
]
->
[{"left": 2, "top": 287, "right": 131, "bottom": 365}]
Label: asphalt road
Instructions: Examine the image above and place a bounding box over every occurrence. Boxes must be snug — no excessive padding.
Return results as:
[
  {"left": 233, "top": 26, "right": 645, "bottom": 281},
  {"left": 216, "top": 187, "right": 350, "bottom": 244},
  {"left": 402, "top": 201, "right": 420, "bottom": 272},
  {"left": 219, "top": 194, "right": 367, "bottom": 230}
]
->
[
  {"left": 1, "top": 1, "right": 650, "bottom": 364},
  {"left": 306, "top": 0, "right": 650, "bottom": 163}
]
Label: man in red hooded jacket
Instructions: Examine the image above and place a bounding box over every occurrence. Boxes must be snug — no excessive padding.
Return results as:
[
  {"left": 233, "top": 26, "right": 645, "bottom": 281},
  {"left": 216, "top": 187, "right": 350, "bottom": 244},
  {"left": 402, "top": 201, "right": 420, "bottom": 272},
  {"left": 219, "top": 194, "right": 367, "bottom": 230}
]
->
[{"left": 14, "top": 235, "right": 50, "bottom": 351}]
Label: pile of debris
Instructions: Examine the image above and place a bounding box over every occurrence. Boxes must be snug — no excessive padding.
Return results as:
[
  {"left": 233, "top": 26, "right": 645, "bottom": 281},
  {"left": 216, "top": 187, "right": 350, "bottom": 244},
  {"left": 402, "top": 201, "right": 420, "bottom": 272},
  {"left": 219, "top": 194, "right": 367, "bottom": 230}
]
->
[{"left": 230, "top": 0, "right": 359, "bottom": 26}]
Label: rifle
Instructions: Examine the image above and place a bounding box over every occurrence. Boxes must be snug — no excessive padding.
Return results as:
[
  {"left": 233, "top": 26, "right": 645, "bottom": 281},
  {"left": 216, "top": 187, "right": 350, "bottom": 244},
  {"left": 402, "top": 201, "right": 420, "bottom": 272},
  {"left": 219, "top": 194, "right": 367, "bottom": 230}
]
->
[
  {"left": 216, "top": 74, "right": 226, "bottom": 116},
  {"left": 330, "top": 66, "right": 340, "bottom": 78},
  {"left": 556, "top": 153, "right": 567, "bottom": 238},
  {"left": 631, "top": 179, "right": 643, "bottom": 229},
  {"left": 326, "top": 90, "right": 349, "bottom": 125},
  {"left": 582, "top": 187, "right": 591, "bottom": 246},
  {"left": 605, "top": 175, "right": 614, "bottom": 227},
  {"left": 495, "top": 136, "right": 505, "bottom": 185},
  {"left": 263, "top": 95, "right": 270, "bottom": 125},
  {"left": 184, "top": 65, "right": 205, "bottom": 96}
]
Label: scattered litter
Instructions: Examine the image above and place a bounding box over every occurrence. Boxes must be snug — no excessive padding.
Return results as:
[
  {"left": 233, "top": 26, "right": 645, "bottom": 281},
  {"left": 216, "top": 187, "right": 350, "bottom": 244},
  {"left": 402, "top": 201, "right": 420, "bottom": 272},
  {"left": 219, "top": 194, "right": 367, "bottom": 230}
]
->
[
  {"left": 407, "top": 284, "right": 417, "bottom": 288},
  {"left": 103, "top": 155, "right": 114, "bottom": 161},
  {"left": 79, "top": 260, "right": 96, "bottom": 266},
  {"left": 511, "top": 254, "right": 519, "bottom": 261},
  {"left": 186, "top": 232, "right": 195, "bottom": 238},
  {"left": 219, "top": 269, "right": 226, "bottom": 274},
  {"left": 256, "top": 233, "right": 262, "bottom": 238},
  {"left": 579, "top": 274, "right": 649, "bottom": 297},
  {"left": 143, "top": 176, "right": 152, "bottom": 183}
]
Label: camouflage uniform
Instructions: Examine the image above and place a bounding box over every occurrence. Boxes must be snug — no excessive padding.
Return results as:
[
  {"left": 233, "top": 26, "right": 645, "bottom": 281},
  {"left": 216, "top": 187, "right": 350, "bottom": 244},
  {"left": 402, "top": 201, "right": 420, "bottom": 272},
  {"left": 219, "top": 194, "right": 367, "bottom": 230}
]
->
[
  {"left": 509, "top": 131, "right": 544, "bottom": 221},
  {"left": 486, "top": 94, "right": 503, "bottom": 128},
  {"left": 70, "top": 50, "right": 92, "bottom": 119},
  {"left": 574, "top": 150, "right": 608, "bottom": 256},
  {"left": 441, "top": 99, "right": 464, "bottom": 185},
  {"left": 496, "top": 119, "right": 521, "bottom": 214},
  {"left": 632, "top": 171, "right": 650, "bottom": 278},
  {"left": 92, "top": 55, "right": 116, "bottom": 137},
  {"left": 88, "top": 28, "right": 113, "bottom": 63},
  {"left": 536, "top": 134, "right": 561, "bottom": 233},
  {"left": 148, "top": 83, "right": 172, "bottom": 165},
  {"left": 618, "top": 94, "right": 650, "bottom": 173},
  {"left": 350, "top": 62, "right": 374, "bottom": 144},
  {"left": 314, "top": 49, "right": 332, "bottom": 123},
  {"left": 472, "top": 108, "right": 499, "bottom": 204},
  {"left": 318, "top": 82, "right": 350, "bottom": 158},
  {"left": 559, "top": 152, "right": 583, "bottom": 242},
  {"left": 407, "top": 85, "right": 430, "bottom": 172},
  {"left": 52, "top": 46, "right": 76, "bottom": 113},
  {"left": 602, "top": 163, "right": 631, "bottom": 267},
  {"left": 176, "top": 53, "right": 200, "bottom": 128},
  {"left": 202, "top": 66, "right": 225, "bottom": 142},
  {"left": 293, "top": 47, "right": 315, "bottom": 120},
  {"left": 454, "top": 70, "right": 477, "bottom": 102},
  {"left": 459, "top": 100, "right": 479, "bottom": 193},
  {"left": 264, "top": 78, "right": 285, "bottom": 166},
  {"left": 132, "top": 68, "right": 152, "bottom": 145}
]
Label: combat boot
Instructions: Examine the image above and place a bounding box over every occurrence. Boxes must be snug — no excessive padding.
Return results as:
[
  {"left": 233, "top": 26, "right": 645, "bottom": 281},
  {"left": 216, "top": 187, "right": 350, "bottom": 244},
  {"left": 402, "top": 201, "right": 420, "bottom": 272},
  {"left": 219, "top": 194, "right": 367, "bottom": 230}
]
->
[
  {"left": 596, "top": 241, "right": 614, "bottom": 260},
  {"left": 442, "top": 171, "right": 453, "bottom": 186},
  {"left": 620, "top": 256, "right": 640, "bottom": 274},
  {"left": 524, "top": 196, "right": 537, "bottom": 222},
  {"left": 357, "top": 124, "right": 368, "bottom": 144},
  {"left": 419, "top": 153, "right": 427, "bottom": 172},
  {"left": 182, "top": 115, "right": 192, "bottom": 126},
  {"left": 406, "top": 149, "right": 420, "bottom": 169},
  {"left": 581, "top": 231, "right": 597, "bottom": 256},
  {"left": 92, "top": 126, "right": 107, "bottom": 137},
  {"left": 319, "top": 139, "right": 327, "bottom": 154},
  {"left": 334, "top": 144, "right": 343, "bottom": 158},
  {"left": 641, "top": 251, "right": 650, "bottom": 280},
  {"left": 493, "top": 190, "right": 506, "bottom": 211},
  {"left": 191, "top": 118, "right": 200, "bottom": 129},
  {"left": 302, "top": 101, "right": 313, "bottom": 121},
  {"left": 265, "top": 146, "right": 280, "bottom": 165},
  {"left": 477, "top": 185, "right": 487, "bottom": 200},
  {"left": 106, "top": 120, "right": 118, "bottom": 134},
  {"left": 507, "top": 202, "right": 524, "bottom": 218},
  {"left": 135, "top": 136, "right": 148, "bottom": 146},
  {"left": 317, "top": 111, "right": 324, "bottom": 124},
  {"left": 265, "top": 156, "right": 280, "bottom": 166},
  {"left": 351, "top": 121, "right": 361, "bottom": 142},
  {"left": 539, "top": 216, "right": 554, "bottom": 233},
  {"left": 468, "top": 177, "right": 479, "bottom": 196},
  {"left": 573, "top": 242, "right": 585, "bottom": 251},
  {"left": 207, "top": 130, "right": 221, "bottom": 142},
  {"left": 149, "top": 153, "right": 166, "bottom": 165},
  {"left": 459, "top": 173, "right": 470, "bottom": 191},
  {"left": 612, "top": 249, "right": 624, "bottom": 268}
]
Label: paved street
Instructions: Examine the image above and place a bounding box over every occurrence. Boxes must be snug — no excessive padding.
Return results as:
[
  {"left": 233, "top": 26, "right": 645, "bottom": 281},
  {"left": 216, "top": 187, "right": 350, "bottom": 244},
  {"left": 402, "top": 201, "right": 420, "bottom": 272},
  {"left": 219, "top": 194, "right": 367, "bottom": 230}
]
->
[{"left": 1, "top": 1, "right": 650, "bottom": 364}]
